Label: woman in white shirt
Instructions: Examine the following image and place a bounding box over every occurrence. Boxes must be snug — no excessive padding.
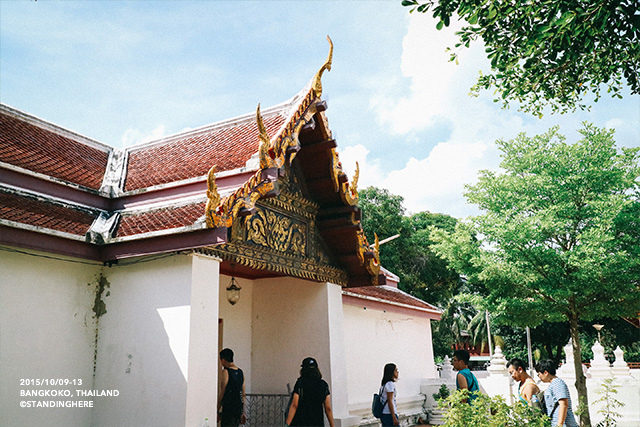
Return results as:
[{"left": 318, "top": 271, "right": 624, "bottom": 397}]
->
[{"left": 379, "top": 363, "right": 399, "bottom": 426}]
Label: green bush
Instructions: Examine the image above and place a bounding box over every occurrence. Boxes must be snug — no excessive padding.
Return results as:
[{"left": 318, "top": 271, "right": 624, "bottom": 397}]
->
[
  {"left": 440, "top": 389, "right": 551, "bottom": 427},
  {"left": 433, "top": 384, "right": 451, "bottom": 402}
]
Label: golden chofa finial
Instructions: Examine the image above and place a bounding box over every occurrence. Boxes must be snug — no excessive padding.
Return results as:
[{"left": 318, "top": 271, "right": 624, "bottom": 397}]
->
[
  {"left": 205, "top": 165, "right": 221, "bottom": 228},
  {"left": 312, "top": 35, "right": 333, "bottom": 98},
  {"left": 351, "top": 161, "right": 360, "bottom": 193},
  {"left": 256, "top": 103, "right": 273, "bottom": 169}
]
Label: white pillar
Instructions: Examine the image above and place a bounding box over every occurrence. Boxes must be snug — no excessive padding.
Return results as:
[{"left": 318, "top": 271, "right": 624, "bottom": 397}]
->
[
  {"left": 325, "top": 283, "right": 359, "bottom": 427},
  {"left": 589, "top": 341, "right": 612, "bottom": 378},
  {"left": 185, "top": 253, "right": 221, "bottom": 427},
  {"left": 557, "top": 340, "right": 577, "bottom": 380},
  {"left": 612, "top": 346, "right": 631, "bottom": 377},
  {"left": 487, "top": 346, "right": 508, "bottom": 376}
]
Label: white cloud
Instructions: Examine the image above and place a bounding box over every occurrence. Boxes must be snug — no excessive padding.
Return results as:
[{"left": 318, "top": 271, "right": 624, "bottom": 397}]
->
[
  {"left": 605, "top": 118, "right": 624, "bottom": 131},
  {"left": 370, "top": 14, "right": 464, "bottom": 135},
  {"left": 337, "top": 144, "right": 386, "bottom": 190},
  {"left": 121, "top": 124, "right": 168, "bottom": 147},
  {"left": 359, "top": 13, "right": 509, "bottom": 218},
  {"left": 385, "top": 141, "right": 495, "bottom": 217}
]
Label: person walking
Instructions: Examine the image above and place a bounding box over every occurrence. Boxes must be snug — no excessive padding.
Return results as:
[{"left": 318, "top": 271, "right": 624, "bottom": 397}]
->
[
  {"left": 452, "top": 349, "right": 480, "bottom": 404},
  {"left": 535, "top": 359, "right": 578, "bottom": 427},
  {"left": 379, "top": 363, "right": 399, "bottom": 427},
  {"left": 217, "top": 348, "right": 246, "bottom": 427},
  {"left": 507, "top": 358, "right": 540, "bottom": 405},
  {"left": 286, "top": 357, "right": 334, "bottom": 427}
]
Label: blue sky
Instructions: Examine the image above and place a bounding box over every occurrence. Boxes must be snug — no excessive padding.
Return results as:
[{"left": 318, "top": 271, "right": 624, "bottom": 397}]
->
[{"left": 2, "top": 0, "right": 639, "bottom": 219}]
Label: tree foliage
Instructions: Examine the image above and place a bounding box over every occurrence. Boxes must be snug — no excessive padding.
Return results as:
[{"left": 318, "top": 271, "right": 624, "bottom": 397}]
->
[
  {"left": 359, "top": 187, "right": 470, "bottom": 359},
  {"left": 358, "top": 187, "right": 463, "bottom": 305},
  {"left": 402, "top": 0, "right": 640, "bottom": 116},
  {"left": 429, "top": 124, "right": 640, "bottom": 426}
]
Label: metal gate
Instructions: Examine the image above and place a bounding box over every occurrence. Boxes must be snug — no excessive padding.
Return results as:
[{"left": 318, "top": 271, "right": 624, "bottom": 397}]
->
[{"left": 245, "top": 393, "right": 290, "bottom": 427}]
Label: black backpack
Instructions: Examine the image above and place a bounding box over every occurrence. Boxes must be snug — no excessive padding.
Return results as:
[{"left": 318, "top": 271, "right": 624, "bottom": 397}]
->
[
  {"left": 533, "top": 390, "right": 558, "bottom": 417},
  {"left": 371, "top": 386, "right": 383, "bottom": 419}
]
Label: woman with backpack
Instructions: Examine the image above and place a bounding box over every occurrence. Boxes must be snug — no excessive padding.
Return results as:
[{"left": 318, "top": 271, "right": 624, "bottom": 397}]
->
[
  {"left": 379, "top": 363, "right": 399, "bottom": 426},
  {"left": 535, "top": 359, "right": 578, "bottom": 427}
]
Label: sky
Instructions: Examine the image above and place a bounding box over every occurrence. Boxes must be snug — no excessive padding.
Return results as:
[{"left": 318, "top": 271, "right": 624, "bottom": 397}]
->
[{"left": 1, "top": 0, "right": 639, "bottom": 219}]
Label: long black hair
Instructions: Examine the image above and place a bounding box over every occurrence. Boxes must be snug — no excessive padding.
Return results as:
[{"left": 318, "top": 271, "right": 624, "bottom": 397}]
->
[
  {"left": 300, "top": 357, "right": 322, "bottom": 379},
  {"left": 381, "top": 363, "right": 396, "bottom": 386},
  {"left": 300, "top": 365, "right": 322, "bottom": 379}
]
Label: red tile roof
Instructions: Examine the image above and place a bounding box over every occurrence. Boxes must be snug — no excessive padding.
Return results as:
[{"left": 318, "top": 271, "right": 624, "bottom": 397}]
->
[
  {"left": 124, "top": 114, "right": 286, "bottom": 192},
  {"left": 116, "top": 202, "right": 206, "bottom": 237},
  {"left": 0, "top": 191, "right": 96, "bottom": 237},
  {"left": 344, "top": 285, "right": 441, "bottom": 313},
  {"left": 0, "top": 110, "right": 110, "bottom": 191}
]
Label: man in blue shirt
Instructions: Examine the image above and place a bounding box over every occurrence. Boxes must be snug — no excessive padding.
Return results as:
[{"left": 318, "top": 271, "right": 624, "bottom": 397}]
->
[{"left": 452, "top": 349, "right": 480, "bottom": 403}]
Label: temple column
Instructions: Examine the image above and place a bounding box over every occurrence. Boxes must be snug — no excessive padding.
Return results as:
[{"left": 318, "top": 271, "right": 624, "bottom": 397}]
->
[
  {"left": 185, "top": 253, "right": 221, "bottom": 427},
  {"left": 325, "top": 282, "right": 360, "bottom": 427}
]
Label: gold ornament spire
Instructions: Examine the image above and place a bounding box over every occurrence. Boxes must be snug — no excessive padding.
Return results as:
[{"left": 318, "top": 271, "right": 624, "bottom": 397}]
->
[
  {"left": 205, "top": 165, "right": 221, "bottom": 228},
  {"left": 351, "top": 161, "right": 360, "bottom": 194},
  {"left": 256, "top": 103, "right": 273, "bottom": 169},
  {"left": 312, "top": 35, "right": 333, "bottom": 98}
]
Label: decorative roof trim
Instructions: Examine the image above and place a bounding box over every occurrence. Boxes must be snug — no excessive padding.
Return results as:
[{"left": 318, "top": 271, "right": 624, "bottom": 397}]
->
[
  {"left": 0, "top": 103, "right": 112, "bottom": 153},
  {"left": 311, "top": 35, "right": 333, "bottom": 98},
  {"left": 99, "top": 147, "right": 129, "bottom": 197}
]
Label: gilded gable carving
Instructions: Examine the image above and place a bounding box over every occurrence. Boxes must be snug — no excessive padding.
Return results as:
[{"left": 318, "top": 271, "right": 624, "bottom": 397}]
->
[{"left": 205, "top": 166, "right": 348, "bottom": 286}]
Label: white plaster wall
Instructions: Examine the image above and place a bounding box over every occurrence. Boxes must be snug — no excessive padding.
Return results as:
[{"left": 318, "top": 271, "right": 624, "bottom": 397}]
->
[
  {"left": 251, "top": 277, "right": 333, "bottom": 394},
  {"left": 343, "top": 303, "right": 437, "bottom": 410},
  {"left": 0, "top": 247, "right": 100, "bottom": 427},
  {"left": 91, "top": 253, "right": 193, "bottom": 427},
  {"left": 218, "top": 275, "right": 253, "bottom": 393}
]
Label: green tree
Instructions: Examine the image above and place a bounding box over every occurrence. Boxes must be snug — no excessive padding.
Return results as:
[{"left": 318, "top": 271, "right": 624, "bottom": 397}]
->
[
  {"left": 495, "top": 322, "right": 570, "bottom": 365},
  {"left": 402, "top": 0, "right": 640, "bottom": 117},
  {"left": 429, "top": 124, "right": 640, "bottom": 426},
  {"left": 358, "top": 187, "right": 462, "bottom": 305},
  {"left": 359, "top": 187, "right": 469, "bottom": 358}
]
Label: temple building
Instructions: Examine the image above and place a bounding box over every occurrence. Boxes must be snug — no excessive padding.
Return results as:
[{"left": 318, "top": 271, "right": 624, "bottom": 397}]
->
[{"left": 0, "top": 39, "right": 441, "bottom": 427}]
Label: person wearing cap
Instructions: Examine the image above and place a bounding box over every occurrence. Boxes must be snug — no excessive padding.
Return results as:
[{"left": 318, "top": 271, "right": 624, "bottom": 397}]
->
[{"left": 285, "top": 357, "right": 334, "bottom": 427}]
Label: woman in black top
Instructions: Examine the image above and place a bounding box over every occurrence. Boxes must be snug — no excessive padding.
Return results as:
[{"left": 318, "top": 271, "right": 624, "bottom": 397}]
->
[{"left": 286, "top": 357, "right": 334, "bottom": 427}]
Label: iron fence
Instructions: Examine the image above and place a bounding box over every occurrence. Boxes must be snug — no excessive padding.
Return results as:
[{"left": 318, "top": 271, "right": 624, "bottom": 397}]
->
[{"left": 245, "top": 393, "right": 290, "bottom": 427}]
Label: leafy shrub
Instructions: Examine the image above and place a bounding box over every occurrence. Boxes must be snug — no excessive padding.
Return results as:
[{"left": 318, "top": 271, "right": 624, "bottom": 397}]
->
[
  {"left": 433, "top": 384, "right": 451, "bottom": 402},
  {"left": 440, "top": 389, "right": 551, "bottom": 427}
]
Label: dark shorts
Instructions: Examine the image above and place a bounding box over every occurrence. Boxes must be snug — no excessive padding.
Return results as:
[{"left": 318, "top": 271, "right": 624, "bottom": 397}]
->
[{"left": 380, "top": 413, "right": 396, "bottom": 426}]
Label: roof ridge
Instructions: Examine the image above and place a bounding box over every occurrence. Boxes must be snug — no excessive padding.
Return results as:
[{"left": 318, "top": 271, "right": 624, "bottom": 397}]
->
[
  {"left": 125, "top": 94, "right": 304, "bottom": 153},
  {"left": 0, "top": 103, "right": 112, "bottom": 153},
  {"left": 379, "top": 285, "right": 441, "bottom": 310}
]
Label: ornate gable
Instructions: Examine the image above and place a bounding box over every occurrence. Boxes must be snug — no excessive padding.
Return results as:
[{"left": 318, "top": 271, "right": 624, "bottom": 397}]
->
[
  {"left": 204, "top": 163, "right": 348, "bottom": 285},
  {"left": 201, "top": 37, "right": 383, "bottom": 287}
]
